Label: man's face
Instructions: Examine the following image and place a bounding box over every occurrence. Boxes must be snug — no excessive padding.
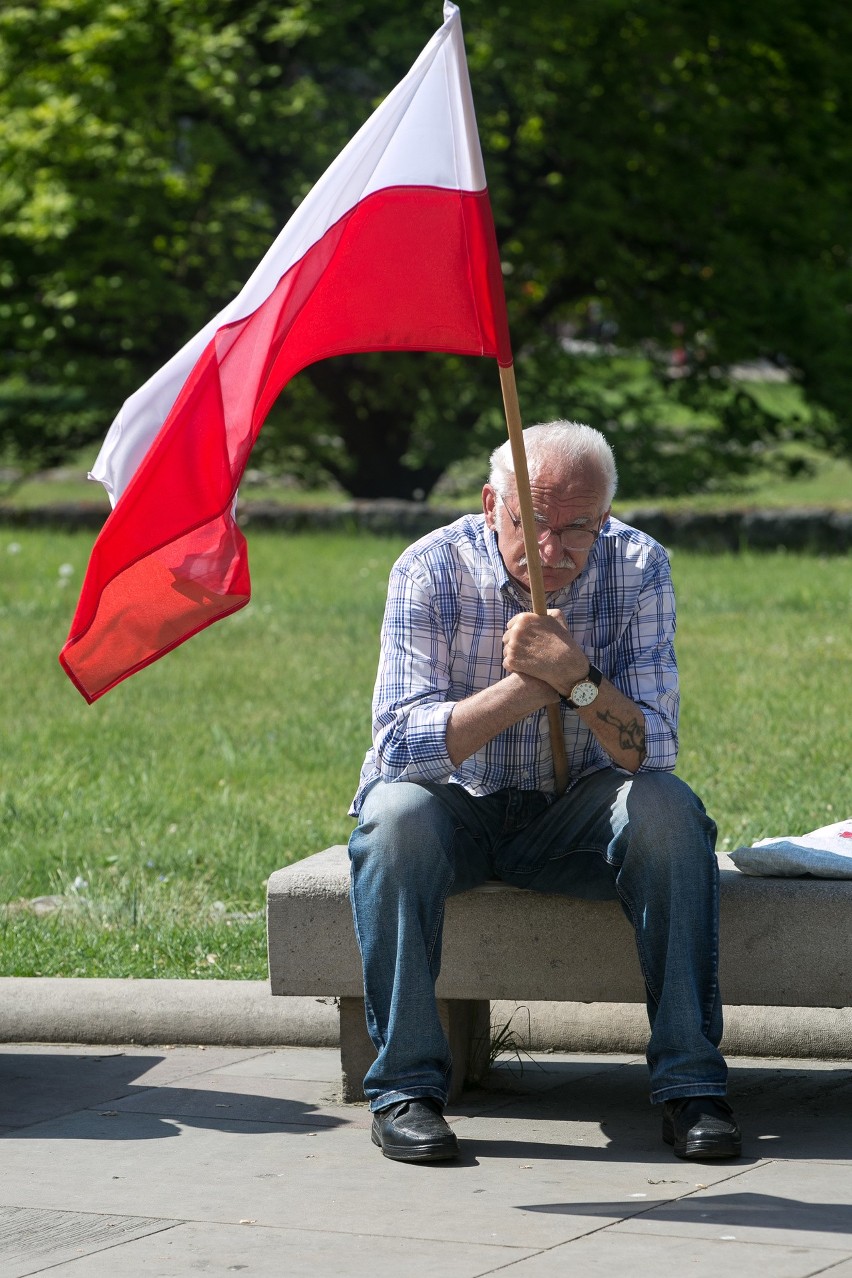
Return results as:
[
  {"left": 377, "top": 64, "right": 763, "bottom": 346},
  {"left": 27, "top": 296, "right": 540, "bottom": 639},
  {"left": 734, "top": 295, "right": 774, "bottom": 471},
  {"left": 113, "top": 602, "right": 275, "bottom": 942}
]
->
[{"left": 482, "top": 467, "right": 610, "bottom": 594}]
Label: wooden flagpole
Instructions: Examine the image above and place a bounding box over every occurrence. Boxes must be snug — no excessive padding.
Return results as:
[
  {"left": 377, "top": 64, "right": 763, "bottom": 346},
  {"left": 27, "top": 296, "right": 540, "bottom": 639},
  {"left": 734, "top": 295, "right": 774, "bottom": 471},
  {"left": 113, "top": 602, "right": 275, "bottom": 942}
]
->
[{"left": 498, "top": 363, "right": 570, "bottom": 794}]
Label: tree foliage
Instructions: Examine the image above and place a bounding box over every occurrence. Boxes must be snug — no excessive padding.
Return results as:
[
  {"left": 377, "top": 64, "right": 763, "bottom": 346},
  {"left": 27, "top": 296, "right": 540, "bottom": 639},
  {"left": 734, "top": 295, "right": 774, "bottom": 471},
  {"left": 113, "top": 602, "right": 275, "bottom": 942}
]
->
[{"left": 1, "top": 0, "right": 850, "bottom": 496}]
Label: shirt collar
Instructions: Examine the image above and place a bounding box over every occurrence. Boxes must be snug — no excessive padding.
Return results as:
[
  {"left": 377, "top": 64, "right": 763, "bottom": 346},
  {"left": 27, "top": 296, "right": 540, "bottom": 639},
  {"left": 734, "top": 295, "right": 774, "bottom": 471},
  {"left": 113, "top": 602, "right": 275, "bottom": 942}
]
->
[{"left": 482, "top": 520, "right": 512, "bottom": 592}]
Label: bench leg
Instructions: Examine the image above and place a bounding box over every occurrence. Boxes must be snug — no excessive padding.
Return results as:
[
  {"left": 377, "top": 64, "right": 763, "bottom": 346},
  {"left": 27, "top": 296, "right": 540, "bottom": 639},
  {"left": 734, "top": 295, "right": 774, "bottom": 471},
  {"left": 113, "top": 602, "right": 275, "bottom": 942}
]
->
[
  {"left": 339, "top": 996, "right": 491, "bottom": 1103},
  {"left": 339, "top": 997, "right": 376, "bottom": 1103}
]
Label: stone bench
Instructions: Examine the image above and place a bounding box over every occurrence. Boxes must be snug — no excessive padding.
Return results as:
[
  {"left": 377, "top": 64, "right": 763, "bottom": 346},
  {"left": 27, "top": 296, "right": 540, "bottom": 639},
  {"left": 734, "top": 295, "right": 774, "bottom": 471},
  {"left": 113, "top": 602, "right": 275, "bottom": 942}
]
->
[{"left": 266, "top": 844, "right": 852, "bottom": 1101}]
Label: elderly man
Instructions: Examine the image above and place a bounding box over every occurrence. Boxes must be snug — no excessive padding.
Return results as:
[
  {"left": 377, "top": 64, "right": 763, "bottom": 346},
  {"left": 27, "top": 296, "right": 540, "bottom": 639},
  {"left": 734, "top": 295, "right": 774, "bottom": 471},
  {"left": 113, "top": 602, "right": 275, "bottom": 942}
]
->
[{"left": 348, "top": 420, "right": 741, "bottom": 1164}]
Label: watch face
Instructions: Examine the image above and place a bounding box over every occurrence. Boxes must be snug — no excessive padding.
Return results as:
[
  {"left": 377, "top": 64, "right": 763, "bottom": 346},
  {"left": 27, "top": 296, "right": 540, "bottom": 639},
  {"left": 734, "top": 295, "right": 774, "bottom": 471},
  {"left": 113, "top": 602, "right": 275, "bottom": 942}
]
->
[{"left": 571, "top": 679, "right": 599, "bottom": 707}]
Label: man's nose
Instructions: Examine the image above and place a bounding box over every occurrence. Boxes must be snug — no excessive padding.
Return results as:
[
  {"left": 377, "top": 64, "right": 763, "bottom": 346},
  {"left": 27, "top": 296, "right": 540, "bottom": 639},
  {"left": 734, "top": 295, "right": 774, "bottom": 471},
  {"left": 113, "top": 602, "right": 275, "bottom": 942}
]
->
[{"left": 538, "top": 531, "right": 562, "bottom": 561}]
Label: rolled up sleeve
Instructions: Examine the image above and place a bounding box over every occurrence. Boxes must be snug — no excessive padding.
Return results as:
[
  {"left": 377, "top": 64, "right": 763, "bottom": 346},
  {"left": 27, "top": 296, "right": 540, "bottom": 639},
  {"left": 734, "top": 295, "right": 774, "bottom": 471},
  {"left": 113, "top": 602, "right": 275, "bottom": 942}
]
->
[
  {"left": 610, "top": 550, "right": 680, "bottom": 773},
  {"left": 371, "top": 563, "right": 458, "bottom": 785}
]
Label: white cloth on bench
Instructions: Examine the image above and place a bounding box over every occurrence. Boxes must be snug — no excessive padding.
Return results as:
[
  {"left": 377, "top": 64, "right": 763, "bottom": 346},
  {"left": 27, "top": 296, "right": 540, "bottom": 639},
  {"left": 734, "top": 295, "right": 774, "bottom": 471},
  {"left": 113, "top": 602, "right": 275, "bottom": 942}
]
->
[{"left": 731, "top": 817, "right": 852, "bottom": 878}]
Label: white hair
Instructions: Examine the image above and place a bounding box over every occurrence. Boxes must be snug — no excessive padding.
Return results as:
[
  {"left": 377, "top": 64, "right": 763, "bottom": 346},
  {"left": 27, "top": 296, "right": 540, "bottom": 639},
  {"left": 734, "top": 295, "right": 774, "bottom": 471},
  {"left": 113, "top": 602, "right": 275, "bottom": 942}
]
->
[{"left": 488, "top": 420, "right": 618, "bottom": 507}]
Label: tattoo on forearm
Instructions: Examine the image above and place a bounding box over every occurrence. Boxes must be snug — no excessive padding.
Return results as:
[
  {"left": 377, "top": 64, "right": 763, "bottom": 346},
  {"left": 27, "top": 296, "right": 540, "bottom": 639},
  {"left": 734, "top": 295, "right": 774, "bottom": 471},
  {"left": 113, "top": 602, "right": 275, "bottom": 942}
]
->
[{"left": 596, "top": 708, "right": 647, "bottom": 760}]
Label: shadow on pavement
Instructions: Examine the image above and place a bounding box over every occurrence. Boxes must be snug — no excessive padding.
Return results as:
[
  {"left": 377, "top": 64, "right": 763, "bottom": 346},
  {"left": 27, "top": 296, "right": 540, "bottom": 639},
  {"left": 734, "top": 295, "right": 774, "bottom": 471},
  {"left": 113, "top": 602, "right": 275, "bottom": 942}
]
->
[
  {"left": 0, "top": 1050, "right": 347, "bottom": 1139},
  {"left": 518, "top": 1191, "right": 852, "bottom": 1236}
]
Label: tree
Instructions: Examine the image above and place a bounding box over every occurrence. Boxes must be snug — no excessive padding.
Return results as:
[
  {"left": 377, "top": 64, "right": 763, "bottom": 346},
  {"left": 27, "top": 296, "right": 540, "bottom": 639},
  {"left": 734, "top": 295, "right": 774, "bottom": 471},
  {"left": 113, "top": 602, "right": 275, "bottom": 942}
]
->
[
  {"left": 458, "top": 0, "right": 852, "bottom": 493},
  {"left": 1, "top": 0, "right": 850, "bottom": 496}
]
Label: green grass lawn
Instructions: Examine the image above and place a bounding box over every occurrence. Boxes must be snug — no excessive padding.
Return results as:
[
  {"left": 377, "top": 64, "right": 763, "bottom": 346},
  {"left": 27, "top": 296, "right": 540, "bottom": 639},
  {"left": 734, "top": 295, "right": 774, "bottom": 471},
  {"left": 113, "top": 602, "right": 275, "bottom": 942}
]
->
[{"left": 1, "top": 528, "right": 850, "bottom": 978}]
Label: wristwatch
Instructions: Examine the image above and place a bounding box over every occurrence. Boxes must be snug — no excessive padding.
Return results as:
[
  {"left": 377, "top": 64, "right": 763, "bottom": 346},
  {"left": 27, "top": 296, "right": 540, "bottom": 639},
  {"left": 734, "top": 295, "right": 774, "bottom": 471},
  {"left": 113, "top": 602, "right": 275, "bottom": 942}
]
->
[{"left": 564, "top": 662, "right": 603, "bottom": 710}]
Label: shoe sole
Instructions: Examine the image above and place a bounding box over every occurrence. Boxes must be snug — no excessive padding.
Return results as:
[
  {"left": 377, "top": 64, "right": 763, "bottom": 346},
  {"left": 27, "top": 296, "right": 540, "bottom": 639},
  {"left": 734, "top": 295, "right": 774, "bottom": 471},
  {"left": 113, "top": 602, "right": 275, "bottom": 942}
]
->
[
  {"left": 662, "top": 1124, "right": 742, "bottom": 1160},
  {"left": 371, "top": 1126, "right": 459, "bottom": 1163}
]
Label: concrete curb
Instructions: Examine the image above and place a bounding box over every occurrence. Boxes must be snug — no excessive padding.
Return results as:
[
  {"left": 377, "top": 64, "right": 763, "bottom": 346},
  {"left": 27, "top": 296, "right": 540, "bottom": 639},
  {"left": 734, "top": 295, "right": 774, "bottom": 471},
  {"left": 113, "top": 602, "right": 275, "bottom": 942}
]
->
[
  {"left": 0, "top": 979, "right": 338, "bottom": 1048},
  {"left": 0, "top": 979, "right": 848, "bottom": 1059}
]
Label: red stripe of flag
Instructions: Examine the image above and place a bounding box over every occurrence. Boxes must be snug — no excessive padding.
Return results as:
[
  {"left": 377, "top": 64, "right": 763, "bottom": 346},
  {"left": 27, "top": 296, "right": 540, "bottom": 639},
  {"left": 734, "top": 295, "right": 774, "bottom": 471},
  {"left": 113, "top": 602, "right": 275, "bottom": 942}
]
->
[{"left": 60, "top": 186, "right": 509, "bottom": 700}]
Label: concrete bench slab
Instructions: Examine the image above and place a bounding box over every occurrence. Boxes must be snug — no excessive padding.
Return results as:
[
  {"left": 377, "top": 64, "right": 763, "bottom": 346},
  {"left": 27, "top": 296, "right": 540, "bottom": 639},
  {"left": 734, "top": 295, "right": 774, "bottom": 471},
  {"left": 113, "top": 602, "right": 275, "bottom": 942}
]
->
[{"left": 267, "top": 844, "right": 852, "bottom": 1100}]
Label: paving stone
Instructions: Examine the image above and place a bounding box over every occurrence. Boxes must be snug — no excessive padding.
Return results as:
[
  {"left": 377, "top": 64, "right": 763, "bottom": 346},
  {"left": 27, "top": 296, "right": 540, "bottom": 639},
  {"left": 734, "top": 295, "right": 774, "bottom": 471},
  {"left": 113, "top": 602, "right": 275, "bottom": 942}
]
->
[
  {"left": 0, "top": 1045, "right": 273, "bottom": 1129},
  {"left": 105, "top": 1073, "right": 370, "bottom": 1129},
  {"left": 212, "top": 1046, "right": 342, "bottom": 1083},
  {"left": 496, "top": 1229, "right": 852, "bottom": 1277},
  {"left": 452, "top": 1061, "right": 685, "bottom": 1163},
  {"left": 614, "top": 1159, "right": 852, "bottom": 1250},
  {"left": 0, "top": 1110, "right": 694, "bottom": 1250},
  {"left": 38, "top": 1219, "right": 536, "bottom": 1277},
  {"left": 812, "top": 1259, "right": 852, "bottom": 1276},
  {"left": 726, "top": 1059, "right": 852, "bottom": 1162},
  {"left": 453, "top": 1053, "right": 645, "bottom": 1112},
  {"left": 0, "top": 1047, "right": 850, "bottom": 1272},
  {"left": 0, "top": 1048, "right": 168, "bottom": 1129},
  {"left": 0, "top": 1204, "right": 175, "bottom": 1277},
  {"left": 119, "top": 1045, "right": 277, "bottom": 1087}
]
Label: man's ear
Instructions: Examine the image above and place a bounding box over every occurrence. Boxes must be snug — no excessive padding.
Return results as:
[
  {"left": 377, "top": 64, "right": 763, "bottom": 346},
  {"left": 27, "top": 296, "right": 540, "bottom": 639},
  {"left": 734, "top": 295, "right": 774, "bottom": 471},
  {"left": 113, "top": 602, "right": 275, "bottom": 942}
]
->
[{"left": 482, "top": 484, "right": 498, "bottom": 530}]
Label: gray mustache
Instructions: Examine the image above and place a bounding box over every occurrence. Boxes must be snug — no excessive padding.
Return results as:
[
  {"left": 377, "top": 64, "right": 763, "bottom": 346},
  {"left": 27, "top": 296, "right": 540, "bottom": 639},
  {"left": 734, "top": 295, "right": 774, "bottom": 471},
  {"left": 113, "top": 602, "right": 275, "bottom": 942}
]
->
[{"left": 518, "top": 554, "right": 577, "bottom": 571}]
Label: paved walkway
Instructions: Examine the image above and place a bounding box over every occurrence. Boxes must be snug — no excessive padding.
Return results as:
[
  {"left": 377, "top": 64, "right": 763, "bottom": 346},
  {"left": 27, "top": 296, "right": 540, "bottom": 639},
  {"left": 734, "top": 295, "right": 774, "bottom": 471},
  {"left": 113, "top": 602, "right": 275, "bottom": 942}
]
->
[{"left": 1, "top": 1043, "right": 850, "bottom": 1276}]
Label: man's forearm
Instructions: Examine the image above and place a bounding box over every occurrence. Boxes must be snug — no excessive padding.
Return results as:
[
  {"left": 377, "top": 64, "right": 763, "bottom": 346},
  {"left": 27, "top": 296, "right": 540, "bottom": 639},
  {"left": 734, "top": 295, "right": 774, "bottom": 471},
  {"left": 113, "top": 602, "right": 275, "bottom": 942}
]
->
[
  {"left": 574, "top": 679, "right": 647, "bottom": 773},
  {"left": 445, "top": 673, "right": 558, "bottom": 767}
]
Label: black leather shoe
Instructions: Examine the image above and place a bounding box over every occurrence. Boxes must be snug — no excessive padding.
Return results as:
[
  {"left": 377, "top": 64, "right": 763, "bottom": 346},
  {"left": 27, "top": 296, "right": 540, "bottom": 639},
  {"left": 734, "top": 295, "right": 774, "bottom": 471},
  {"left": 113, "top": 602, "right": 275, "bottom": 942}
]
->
[
  {"left": 662, "top": 1096, "right": 742, "bottom": 1159},
  {"left": 371, "top": 1099, "right": 460, "bottom": 1162}
]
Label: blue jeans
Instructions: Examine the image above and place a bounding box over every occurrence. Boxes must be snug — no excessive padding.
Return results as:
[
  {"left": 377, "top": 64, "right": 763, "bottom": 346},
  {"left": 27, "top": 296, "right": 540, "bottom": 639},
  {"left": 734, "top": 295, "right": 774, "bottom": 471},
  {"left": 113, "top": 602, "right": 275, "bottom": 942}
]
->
[{"left": 348, "top": 769, "right": 726, "bottom": 1111}]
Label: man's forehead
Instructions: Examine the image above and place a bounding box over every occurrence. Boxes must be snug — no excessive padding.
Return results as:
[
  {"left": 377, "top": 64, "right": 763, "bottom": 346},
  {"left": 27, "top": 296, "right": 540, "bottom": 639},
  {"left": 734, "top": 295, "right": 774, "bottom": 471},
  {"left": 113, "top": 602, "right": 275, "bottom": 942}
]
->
[{"left": 507, "top": 466, "right": 608, "bottom": 512}]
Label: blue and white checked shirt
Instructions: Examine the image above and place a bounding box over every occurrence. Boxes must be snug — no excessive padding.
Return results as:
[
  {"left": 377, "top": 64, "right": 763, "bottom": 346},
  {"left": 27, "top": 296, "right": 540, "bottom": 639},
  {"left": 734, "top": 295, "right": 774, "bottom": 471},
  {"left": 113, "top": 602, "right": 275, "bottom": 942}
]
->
[{"left": 351, "top": 513, "right": 679, "bottom": 813}]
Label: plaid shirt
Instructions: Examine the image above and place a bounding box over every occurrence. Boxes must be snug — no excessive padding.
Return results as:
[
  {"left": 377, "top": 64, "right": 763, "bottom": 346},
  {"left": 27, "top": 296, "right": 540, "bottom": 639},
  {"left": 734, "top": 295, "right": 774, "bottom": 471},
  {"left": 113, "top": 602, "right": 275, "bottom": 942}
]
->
[{"left": 351, "top": 513, "right": 679, "bottom": 814}]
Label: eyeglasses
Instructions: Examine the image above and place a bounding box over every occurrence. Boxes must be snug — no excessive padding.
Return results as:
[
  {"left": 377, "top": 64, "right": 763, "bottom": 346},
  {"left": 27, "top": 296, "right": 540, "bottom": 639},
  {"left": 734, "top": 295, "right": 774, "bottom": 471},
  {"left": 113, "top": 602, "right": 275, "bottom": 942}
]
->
[{"left": 500, "top": 495, "right": 602, "bottom": 552}]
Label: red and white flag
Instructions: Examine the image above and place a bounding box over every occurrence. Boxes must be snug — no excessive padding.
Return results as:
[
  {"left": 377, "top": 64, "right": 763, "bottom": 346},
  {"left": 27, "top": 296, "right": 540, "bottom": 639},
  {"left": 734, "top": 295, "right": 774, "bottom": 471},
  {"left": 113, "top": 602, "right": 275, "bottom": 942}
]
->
[{"left": 60, "top": 1, "right": 511, "bottom": 701}]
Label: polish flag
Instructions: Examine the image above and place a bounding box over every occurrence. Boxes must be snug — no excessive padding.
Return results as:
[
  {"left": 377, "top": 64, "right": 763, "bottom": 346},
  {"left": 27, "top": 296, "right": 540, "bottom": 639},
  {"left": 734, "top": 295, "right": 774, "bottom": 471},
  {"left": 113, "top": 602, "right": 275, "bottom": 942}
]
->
[{"left": 60, "top": 2, "right": 511, "bottom": 702}]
